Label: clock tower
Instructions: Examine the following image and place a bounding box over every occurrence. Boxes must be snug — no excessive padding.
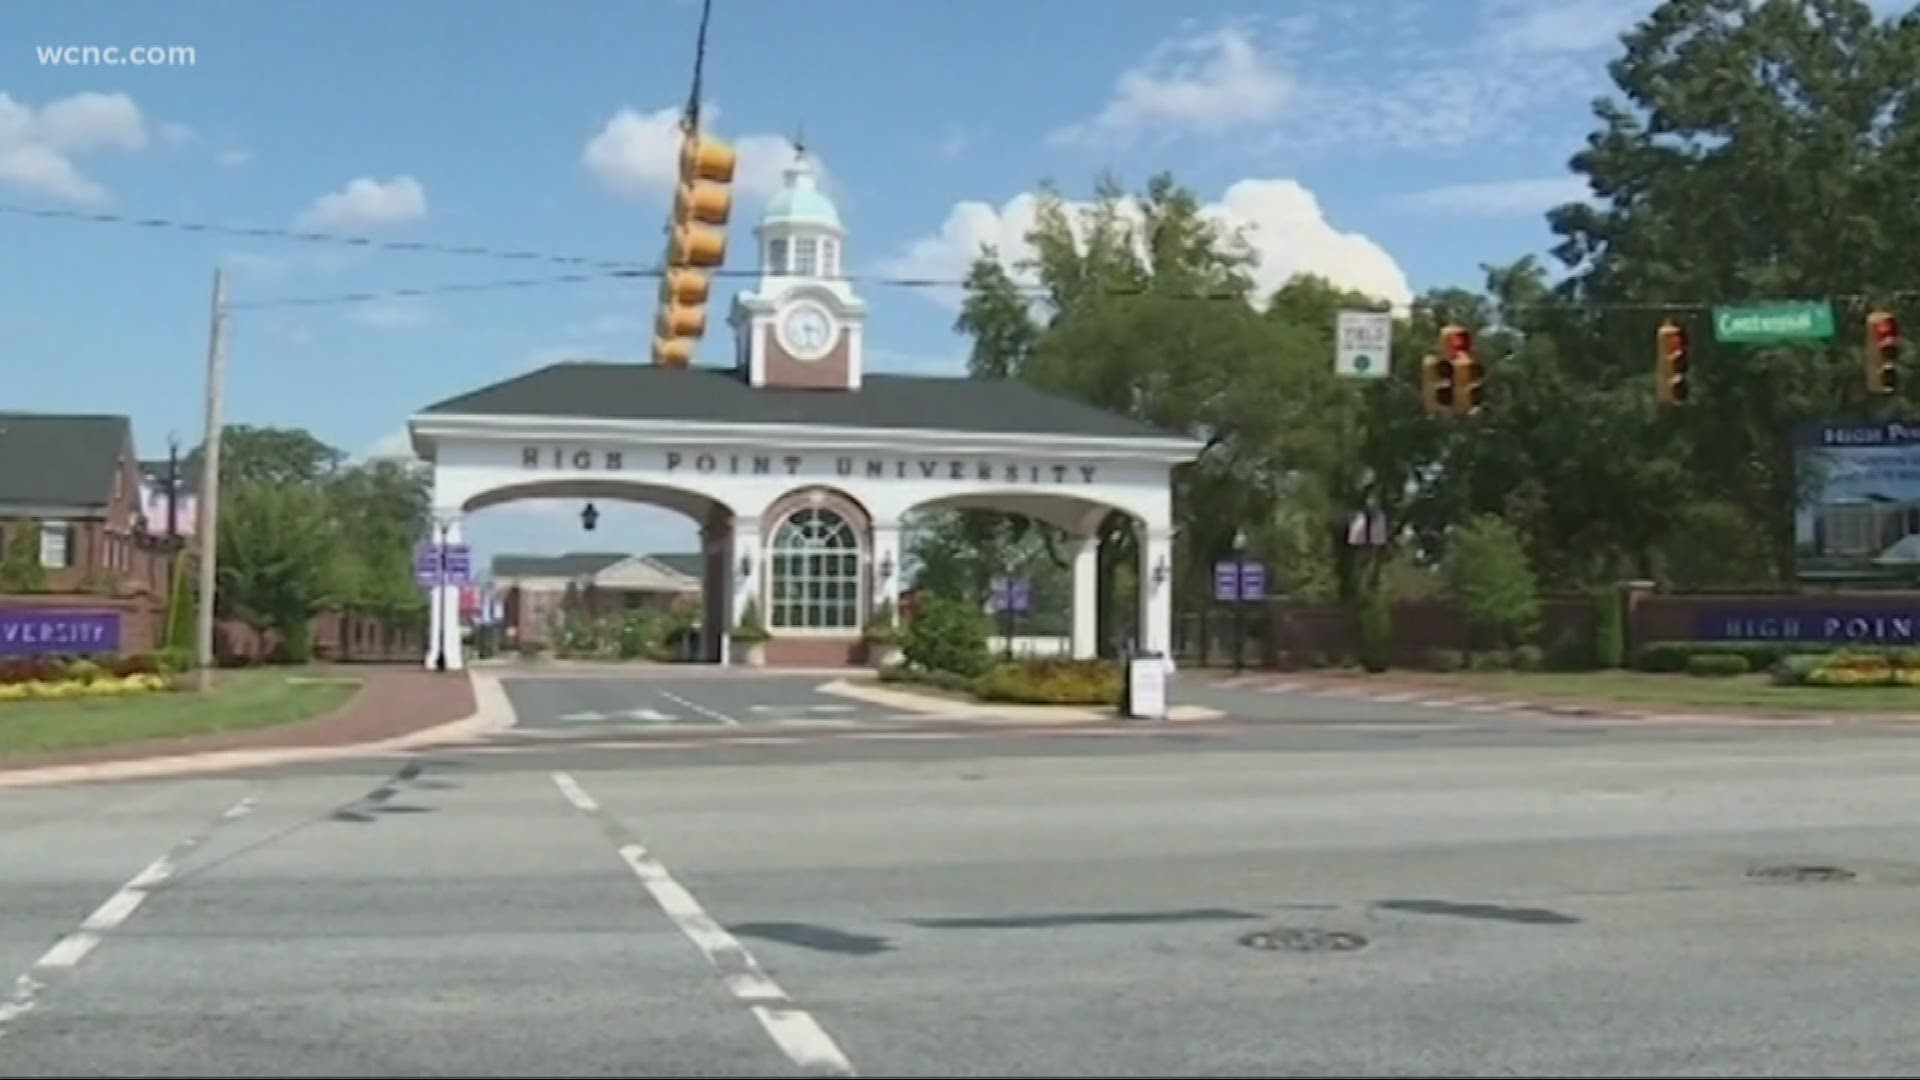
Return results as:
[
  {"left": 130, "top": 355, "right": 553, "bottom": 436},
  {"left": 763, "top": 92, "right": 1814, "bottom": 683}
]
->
[{"left": 729, "top": 147, "right": 868, "bottom": 391}]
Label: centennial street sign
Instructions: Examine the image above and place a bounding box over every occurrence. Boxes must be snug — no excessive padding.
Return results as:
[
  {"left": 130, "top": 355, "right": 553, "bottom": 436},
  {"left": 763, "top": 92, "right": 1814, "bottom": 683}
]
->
[
  {"left": 520, "top": 446, "right": 1102, "bottom": 485},
  {"left": 1712, "top": 301, "right": 1835, "bottom": 344}
]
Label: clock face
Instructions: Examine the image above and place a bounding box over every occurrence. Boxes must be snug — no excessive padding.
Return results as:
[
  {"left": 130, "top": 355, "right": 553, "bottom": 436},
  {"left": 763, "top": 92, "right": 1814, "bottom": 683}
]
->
[{"left": 778, "top": 302, "right": 836, "bottom": 361}]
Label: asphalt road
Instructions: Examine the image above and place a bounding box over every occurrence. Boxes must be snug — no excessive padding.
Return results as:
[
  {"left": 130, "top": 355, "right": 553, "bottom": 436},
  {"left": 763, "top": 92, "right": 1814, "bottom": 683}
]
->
[{"left": 8, "top": 708, "right": 1920, "bottom": 1075}]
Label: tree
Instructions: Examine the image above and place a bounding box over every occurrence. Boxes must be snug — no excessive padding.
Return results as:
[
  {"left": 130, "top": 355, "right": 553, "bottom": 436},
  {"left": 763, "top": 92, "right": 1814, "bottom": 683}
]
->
[
  {"left": 1443, "top": 515, "right": 1542, "bottom": 651},
  {"left": 216, "top": 480, "right": 341, "bottom": 660},
  {"left": 185, "top": 424, "right": 345, "bottom": 490},
  {"left": 326, "top": 460, "right": 431, "bottom": 647},
  {"left": 1544, "top": 0, "right": 1920, "bottom": 580},
  {"left": 0, "top": 523, "right": 46, "bottom": 593}
]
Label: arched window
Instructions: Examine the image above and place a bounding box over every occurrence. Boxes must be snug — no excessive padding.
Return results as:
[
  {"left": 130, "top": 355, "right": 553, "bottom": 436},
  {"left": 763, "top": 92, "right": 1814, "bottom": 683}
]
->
[{"left": 768, "top": 506, "right": 861, "bottom": 630}]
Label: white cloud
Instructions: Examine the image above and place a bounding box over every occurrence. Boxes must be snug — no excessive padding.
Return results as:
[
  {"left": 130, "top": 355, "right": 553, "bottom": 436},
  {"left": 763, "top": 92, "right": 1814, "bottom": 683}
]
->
[
  {"left": 215, "top": 148, "right": 252, "bottom": 167},
  {"left": 361, "top": 428, "right": 418, "bottom": 462},
  {"left": 0, "top": 90, "right": 149, "bottom": 203},
  {"left": 1481, "top": 0, "right": 1647, "bottom": 55},
  {"left": 159, "top": 121, "right": 197, "bottom": 146},
  {"left": 295, "top": 175, "right": 428, "bottom": 231},
  {"left": 935, "top": 129, "right": 973, "bottom": 161},
  {"left": 880, "top": 178, "right": 1411, "bottom": 313},
  {"left": 346, "top": 299, "right": 432, "bottom": 329},
  {"left": 1396, "top": 176, "right": 1592, "bottom": 216},
  {"left": 582, "top": 104, "right": 822, "bottom": 204},
  {"left": 1050, "top": 26, "right": 1292, "bottom": 148}
]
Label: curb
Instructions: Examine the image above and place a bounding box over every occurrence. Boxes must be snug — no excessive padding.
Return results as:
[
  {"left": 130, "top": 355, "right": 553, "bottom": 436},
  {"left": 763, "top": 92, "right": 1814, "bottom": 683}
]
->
[
  {"left": 0, "top": 672, "right": 514, "bottom": 789},
  {"left": 1202, "top": 673, "right": 1920, "bottom": 725}
]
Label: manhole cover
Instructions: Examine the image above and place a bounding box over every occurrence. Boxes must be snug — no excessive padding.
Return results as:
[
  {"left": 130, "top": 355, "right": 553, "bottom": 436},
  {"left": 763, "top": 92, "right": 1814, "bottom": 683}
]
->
[
  {"left": 1238, "top": 927, "right": 1367, "bottom": 953},
  {"left": 1747, "top": 864, "right": 1856, "bottom": 883}
]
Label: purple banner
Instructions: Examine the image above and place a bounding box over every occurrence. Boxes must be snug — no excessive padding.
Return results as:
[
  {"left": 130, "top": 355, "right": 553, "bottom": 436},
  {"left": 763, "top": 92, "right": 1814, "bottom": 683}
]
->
[
  {"left": 1214, "top": 561, "right": 1240, "bottom": 602},
  {"left": 0, "top": 609, "right": 122, "bottom": 656}
]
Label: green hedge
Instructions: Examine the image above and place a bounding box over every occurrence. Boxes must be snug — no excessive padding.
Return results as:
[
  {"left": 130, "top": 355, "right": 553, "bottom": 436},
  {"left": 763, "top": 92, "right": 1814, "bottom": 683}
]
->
[
  {"left": 1636, "top": 640, "right": 1886, "bottom": 672},
  {"left": 1685, "top": 653, "right": 1750, "bottom": 677}
]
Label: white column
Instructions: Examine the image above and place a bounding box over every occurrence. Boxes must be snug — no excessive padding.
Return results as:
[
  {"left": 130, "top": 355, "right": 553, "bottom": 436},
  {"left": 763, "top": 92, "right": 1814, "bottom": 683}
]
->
[
  {"left": 1070, "top": 536, "right": 1099, "bottom": 659},
  {"left": 726, "top": 516, "right": 761, "bottom": 665},
  {"left": 437, "top": 515, "right": 466, "bottom": 671},
  {"left": 870, "top": 520, "right": 902, "bottom": 614},
  {"left": 1136, "top": 528, "right": 1173, "bottom": 658}
]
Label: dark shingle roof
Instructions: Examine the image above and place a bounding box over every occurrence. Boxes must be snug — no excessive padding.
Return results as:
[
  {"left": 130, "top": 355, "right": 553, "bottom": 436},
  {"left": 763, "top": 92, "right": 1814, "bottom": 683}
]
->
[
  {"left": 490, "top": 551, "right": 629, "bottom": 578},
  {"left": 421, "top": 363, "right": 1184, "bottom": 442},
  {"left": 0, "top": 413, "right": 129, "bottom": 508}
]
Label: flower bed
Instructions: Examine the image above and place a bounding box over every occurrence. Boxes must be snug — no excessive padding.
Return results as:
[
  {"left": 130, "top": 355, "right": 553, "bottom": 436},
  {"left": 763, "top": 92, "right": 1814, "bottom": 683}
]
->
[
  {"left": 1771, "top": 650, "right": 1920, "bottom": 688},
  {"left": 0, "top": 653, "right": 181, "bottom": 703},
  {"left": 883, "top": 659, "right": 1124, "bottom": 706}
]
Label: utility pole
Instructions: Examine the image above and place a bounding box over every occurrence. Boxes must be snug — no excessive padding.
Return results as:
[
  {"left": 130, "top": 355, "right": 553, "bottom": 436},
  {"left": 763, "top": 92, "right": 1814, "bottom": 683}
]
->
[{"left": 194, "top": 268, "right": 228, "bottom": 693}]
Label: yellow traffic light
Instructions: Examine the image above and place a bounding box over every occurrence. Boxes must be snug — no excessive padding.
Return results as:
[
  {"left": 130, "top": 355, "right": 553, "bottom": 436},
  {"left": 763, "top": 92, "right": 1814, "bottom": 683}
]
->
[
  {"left": 1657, "top": 320, "right": 1690, "bottom": 406},
  {"left": 1439, "top": 325, "right": 1482, "bottom": 416},
  {"left": 1421, "top": 354, "right": 1454, "bottom": 415},
  {"left": 1868, "top": 311, "right": 1902, "bottom": 395},
  {"left": 653, "top": 335, "right": 696, "bottom": 368},
  {"left": 652, "top": 130, "right": 738, "bottom": 368}
]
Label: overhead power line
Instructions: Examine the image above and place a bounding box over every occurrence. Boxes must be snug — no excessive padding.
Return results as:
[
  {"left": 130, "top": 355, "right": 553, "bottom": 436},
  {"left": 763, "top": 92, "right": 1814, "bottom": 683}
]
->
[{"left": 5, "top": 198, "right": 1917, "bottom": 313}]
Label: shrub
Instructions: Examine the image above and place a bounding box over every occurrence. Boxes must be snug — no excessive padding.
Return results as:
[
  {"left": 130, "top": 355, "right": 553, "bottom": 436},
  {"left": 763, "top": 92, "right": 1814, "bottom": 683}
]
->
[
  {"left": 1356, "top": 586, "right": 1391, "bottom": 674},
  {"left": 1637, "top": 640, "right": 1874, "bottom": 673},
  {"left": 1545, "top": 627, "right": 1594, "bottom": 671},
  {"left": 1469, "top": 649, "right": 1514, "bottom": 672},
  {"left": 975, "top": 659, "right": 1123, "bottom": 706},
  {"left": 0, "top": 656, "right": 65, "bottom": 685},
  {"left": 863, "top": 599, "right": 901, "bottom": 646},
  {"left": 1686, "top": 653, "right": 1750, "bottom": 677},
  {"left": 902, "top": 595, "right": 992, "bottom": 678},
  {"left": 1770, "top": 655, "right": 1825, "bottom": 686},
  {"left": 105, "top": 653, "right": 162, "bottom": 677},
  {"left": 879, "top": 665, "right": 976, "bottom": 694},
  {"left": 1590, "top": 584, "right": 1624, "bottom": 669},
  {"left": 63, "top": 658, "right": 104, "bottom": 684},
  {"left": 1513, "top": 643, "right": 1546, "bottom": 672},
  {"left": 1443, "top": 515, "right": 1541, "bottom": 648},
  {"left": 1428, "top": 648, "right": 1465, "bottom": 673},
  {"left": 730, "top": 600, "right": 771, "bottom": 644},
  {"left": 1302, "top": 650, "right": 1330, "bottom": 670},
  {"left": 0, "top": 522, "right": 47, "bottom": 592},
  {"left": 156, "top": 647, "right": 195, "bottom": 674}
]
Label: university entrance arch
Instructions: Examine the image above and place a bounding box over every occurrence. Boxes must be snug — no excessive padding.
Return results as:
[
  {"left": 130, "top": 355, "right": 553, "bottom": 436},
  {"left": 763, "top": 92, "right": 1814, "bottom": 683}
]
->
[{"left": 405, "top": 148, "right": 1201, "bottom": 669}]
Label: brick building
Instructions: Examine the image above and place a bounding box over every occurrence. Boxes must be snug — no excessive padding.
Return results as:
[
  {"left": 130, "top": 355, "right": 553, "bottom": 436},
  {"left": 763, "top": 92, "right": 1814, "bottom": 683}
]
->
[{"left": 0, "top": 413, "right": 181, "bottom": 599}]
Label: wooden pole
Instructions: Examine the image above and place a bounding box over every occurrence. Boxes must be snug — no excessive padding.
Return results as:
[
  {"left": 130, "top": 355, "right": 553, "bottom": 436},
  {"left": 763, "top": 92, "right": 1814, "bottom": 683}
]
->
[{"left": 194, "top": 268, "right": 228, "bottom": 692}]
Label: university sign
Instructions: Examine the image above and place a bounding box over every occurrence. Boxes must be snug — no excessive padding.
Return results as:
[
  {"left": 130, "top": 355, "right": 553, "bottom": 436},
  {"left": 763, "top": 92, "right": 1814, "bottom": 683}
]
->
[
  {"left": 0, "top": 609, "right": 122, "bottom": 656},
  {"left": 1695, "top": 607, "right": 1920, "bottom": 644},
  {"left": 520, "top": 447, "right": 1101, "bottom": 485}
]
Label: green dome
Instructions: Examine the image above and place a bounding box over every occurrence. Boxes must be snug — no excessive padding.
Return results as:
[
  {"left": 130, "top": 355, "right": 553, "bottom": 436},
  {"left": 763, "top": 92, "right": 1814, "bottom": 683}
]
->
[{"left": 760, "top": 152, "right": 841, "bottom": 229}]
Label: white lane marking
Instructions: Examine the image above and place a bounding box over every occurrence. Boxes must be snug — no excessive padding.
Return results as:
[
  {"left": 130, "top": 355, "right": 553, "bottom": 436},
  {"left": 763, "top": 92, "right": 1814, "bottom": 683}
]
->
[
  {"left": 659, "top": 690, "right": 740, "bottom": 727},
  {"left": 1315, "top": 687, "right": 1367, "bottom": 699},
  {"left": 1416, "top": 697, "right": 1459, "bottom": 708},
  {"left": 775, "top": 718, "right": 862, "bottom": 729},
  {"left": 1258, "top": 681, "right": 1302, "bottom": 693},
  {"left": 0, "top": 791, "right": 257, "bottom": 1037},
  {"left": 615, "top": 708, "right": 678, "bottom": 722},
  {"left": 1370, "top": 691, "right": 1417, "bottom": 703},
  {"left": 751, "top": 704, "right": 858, "bottom": 714},
  {"left": 551, "top": 773, "right": 855, "bottom": 1076},
  {"left": 553, "top": 772, "right": 600, "bottom": 812},
  {"left": 1465, "top": 703, "right": 1508, "bottom": 713},
  {"left": 559, "top": 710, "right": 609, "bottom": 722}
]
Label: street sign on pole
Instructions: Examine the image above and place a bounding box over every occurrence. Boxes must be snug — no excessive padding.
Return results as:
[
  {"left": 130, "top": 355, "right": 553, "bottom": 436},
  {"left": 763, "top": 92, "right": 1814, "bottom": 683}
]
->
[
  {"left": 1213, "top": 561, "right": 1241, "bottom": 603},
  {"left": 1712, "top": 301, "right": 1835, "bottom": 344},
  {"left": 1336, "top": 310, "right": 1392, "bottom": 379},
  {"left": 1214, "top": 561, "right": 1265, "bottom": 601},
  {"left": 1237, "top": 562, "right": 1265, "bottom": 601}
]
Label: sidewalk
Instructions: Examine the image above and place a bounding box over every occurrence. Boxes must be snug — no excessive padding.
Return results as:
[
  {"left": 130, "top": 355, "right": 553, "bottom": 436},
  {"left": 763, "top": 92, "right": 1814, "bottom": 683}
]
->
[{"left": 0, "top": 667, "right": 508, "bottom": 788}]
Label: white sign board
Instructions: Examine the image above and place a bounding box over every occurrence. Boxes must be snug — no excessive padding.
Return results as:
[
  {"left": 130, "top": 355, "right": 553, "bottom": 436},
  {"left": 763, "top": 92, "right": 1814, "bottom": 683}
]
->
[
  {"left": 1127, "top": 657, "right": 1168, "bottom": 720},
  {"left": 1336, "top": 311, "right": 1392, "bottom": 379}
]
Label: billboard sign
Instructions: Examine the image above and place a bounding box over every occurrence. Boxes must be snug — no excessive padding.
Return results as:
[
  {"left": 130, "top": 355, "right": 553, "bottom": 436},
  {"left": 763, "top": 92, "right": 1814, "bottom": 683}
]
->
[{"left": 1795, "top": 420, "right": 1920, "bottom": 581}]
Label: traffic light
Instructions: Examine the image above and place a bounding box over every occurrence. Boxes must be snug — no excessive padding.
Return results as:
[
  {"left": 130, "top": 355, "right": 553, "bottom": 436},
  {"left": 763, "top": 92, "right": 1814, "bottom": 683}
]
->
[
  {"left": 1867, "top": 310, "right": 1902, "bottom": 395},
  {"left": 1657, "top": 320, "right": 1690, "bottom": 406},
  {"left": 651, "top": 130, "right": 738, "bottom": 368},
  {"left": 1421, "top": 353, "right": 1454, "bottom": 415},
  {"left": 1440, "top": 324, "right": 1482, "bottom": 416}
]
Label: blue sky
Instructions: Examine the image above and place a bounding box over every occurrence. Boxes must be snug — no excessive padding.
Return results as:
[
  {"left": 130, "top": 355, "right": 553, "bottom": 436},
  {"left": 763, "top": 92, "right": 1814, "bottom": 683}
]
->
[{"left": 1, "top": 0, "right": 1849, "bottom": 563}]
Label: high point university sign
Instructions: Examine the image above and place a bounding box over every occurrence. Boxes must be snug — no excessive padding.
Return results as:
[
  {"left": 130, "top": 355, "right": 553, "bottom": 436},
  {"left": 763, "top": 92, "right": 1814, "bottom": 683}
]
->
[
  {"left": 1695, "top": 607, "right": 1920, "bottom": 644},
  {"left": 520, "top": 446, "right": 1102, "bottom": 485},
  {"left": 0, "top": 609, "right": 121, "bottom": 656}
]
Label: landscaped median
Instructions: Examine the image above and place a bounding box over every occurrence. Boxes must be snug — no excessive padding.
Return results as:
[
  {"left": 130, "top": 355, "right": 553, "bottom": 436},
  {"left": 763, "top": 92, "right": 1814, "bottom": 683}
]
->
[
  {"left": 1, "top": 654, "right": 490, "bottom": 782},
  {"left": 821, "top": 659, "right": 1219, "bottom": 722}
]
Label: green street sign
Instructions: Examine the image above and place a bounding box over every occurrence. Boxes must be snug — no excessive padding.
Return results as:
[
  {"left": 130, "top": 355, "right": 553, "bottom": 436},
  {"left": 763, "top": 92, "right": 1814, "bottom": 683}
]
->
[{"left": 1712, "top": 301, "right": 1835, "bottom": 344}]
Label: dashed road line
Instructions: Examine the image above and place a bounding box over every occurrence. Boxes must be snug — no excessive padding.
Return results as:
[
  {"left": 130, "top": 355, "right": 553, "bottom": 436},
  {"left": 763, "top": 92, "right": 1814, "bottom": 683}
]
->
[
  {"left": 551, "top": 772, "right": 856, "bottom": 1076},
  {"left": 0, "top": 790, "right": 259, "bottom": 1040},
  {"left": 659, "top": 690, "right": 740, "bottom": 726}
]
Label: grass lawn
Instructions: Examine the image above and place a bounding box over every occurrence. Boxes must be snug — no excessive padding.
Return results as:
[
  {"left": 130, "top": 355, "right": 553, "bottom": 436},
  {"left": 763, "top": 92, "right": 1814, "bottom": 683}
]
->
[
  {"left": 0, "top": 670, "right": 361, "bottom": 758},
  {"left": 1317, "top": 668, "right": 1920, "bottom": 714}
]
